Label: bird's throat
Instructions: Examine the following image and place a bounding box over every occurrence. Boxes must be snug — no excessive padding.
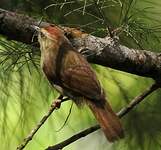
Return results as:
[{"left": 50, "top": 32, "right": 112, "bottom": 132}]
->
[{"left": 40, "top": 43, "right": 59, "bottom": 80}]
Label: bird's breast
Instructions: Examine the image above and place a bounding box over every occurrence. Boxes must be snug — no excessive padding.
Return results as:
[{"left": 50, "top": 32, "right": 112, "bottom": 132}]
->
[{"left": 41, "top": 51, "right": 57, "bottom": 83}]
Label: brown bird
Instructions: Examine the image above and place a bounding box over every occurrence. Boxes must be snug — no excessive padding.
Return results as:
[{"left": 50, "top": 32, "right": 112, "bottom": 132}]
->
[{"left": 36, "top": 25, "right": 124, "bottom": 142}]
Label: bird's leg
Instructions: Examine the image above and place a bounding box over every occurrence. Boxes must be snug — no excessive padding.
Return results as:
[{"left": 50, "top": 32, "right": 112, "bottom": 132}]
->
[
  {"left": 51, "top": 95, "right": 64, "bottom": 109},
  {"left": 51, "top": 95, "right": 70, "bottom": 109}
]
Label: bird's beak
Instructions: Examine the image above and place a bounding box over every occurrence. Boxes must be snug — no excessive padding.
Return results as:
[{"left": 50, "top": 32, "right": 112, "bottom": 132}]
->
[{"left": 31, "top": 25, "right": 40, "bottom": 32}]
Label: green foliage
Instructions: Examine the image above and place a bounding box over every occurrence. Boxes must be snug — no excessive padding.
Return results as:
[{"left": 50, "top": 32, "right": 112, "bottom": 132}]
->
[
  {"left": 0, "top": 38, "right": 40, "bottom": 72},
  {"left": 0, "top": 0, "right": 161, "bottom": 150}
]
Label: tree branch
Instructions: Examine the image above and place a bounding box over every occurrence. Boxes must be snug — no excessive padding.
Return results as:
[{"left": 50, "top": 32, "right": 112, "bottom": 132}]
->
[
  {"left": 16, "top": 97, "right": 69, "bottom": 150},
  {"left": 0, "top": 8, "right": 161, "bottom": 80},
  {"left": 117, "top": 82, "right": 159, "bottom": 117},
  {"left": 0, "top": 7, "right": 160, "bottom": 150},
  {"left": 45, "top": 83, "right": 160, "bottom": 150}
]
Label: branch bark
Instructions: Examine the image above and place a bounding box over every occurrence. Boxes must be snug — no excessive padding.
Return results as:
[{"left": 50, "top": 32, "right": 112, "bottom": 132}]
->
[{"left": 0, "top": 8, "right": 161, "bottom": 80}]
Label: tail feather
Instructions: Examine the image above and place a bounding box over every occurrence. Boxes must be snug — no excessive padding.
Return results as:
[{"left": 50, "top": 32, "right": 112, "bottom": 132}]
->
[{"left": 88, "top": 99, "right": 124, "bottom": 142}]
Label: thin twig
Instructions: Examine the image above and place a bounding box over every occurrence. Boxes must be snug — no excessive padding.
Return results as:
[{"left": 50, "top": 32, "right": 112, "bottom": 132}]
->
[
  {"left": 16, "top": 96, "right": 69, "bottom": 150},
  {"left": 55, "top": 102, "right": 73, "bottom": 132},
  {"left": 117, "top": 82, "right": 159, "bottom": 117},
  {"left": 44, "top": 1, "right": 75, "bottom": 10},
  {"left": 46, "top": 83, "right": 160, "bottom": 150},
  {"left": 46, "top": 125, "right": 100, "bottom": 150},
  {"left": 93, "top": 0, "right": 113, "bottom": 37}
]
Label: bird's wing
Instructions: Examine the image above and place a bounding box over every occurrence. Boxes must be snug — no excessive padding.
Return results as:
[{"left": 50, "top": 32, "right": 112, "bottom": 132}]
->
[{"left": 61, "top": 52, "right": 102, "bottom": 100}]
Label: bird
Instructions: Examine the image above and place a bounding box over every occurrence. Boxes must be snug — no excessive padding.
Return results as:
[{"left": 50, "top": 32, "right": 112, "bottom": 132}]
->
[{"left": 35, "top": 25, "right": 124, "bottom": 142}]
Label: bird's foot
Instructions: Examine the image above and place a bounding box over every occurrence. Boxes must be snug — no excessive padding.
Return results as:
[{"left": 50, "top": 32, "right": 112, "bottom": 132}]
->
[{"left": 51, "top": 99, "right": 62, "bottom": 109}]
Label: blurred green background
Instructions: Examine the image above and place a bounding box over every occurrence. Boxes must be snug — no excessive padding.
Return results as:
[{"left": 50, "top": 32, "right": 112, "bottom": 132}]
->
[{"left": 0, "top": 0, "right": 161, "bottom": 150}]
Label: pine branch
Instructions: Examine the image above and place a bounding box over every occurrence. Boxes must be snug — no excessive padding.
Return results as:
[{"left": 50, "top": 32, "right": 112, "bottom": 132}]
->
[
  {"left": 45, "top": 83, "right": 160, "bottom": 150},
  {"left": 0, "top": 8, "right": 161, "bottom": 80}
]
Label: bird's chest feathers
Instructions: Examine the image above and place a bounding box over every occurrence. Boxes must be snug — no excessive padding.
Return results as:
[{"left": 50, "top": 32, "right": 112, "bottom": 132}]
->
[{"left": 41, "top": 47, "right": 58, "bottom": 81}]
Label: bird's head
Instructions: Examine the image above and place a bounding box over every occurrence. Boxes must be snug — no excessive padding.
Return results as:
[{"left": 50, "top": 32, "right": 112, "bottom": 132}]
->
[{"left": 33, "top": 25, "right": 64, "bottom": 51}]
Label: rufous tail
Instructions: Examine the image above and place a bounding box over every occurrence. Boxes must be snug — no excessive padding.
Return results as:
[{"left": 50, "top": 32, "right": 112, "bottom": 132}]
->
[{"left": 88, "top": 99, "right": 124, "bottom": 142}]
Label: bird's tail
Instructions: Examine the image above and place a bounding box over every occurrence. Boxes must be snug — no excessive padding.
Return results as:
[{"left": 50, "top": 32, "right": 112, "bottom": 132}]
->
[{"left": 87, "top": 99, "right": 124, "bottom": 142}]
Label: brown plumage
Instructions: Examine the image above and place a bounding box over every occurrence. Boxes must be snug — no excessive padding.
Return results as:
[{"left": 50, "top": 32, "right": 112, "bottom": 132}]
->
[{"left": 37, "top": 25, "right": 124, "bottom": 142}]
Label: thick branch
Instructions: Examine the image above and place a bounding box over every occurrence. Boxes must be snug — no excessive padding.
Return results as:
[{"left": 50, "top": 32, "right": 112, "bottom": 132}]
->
[
  {"left": 0, "top": 8, "right": 49, "bottom": 44},
  {"left": 46, "top": 83, "right": 160, "bottom": 150},
  {"left": 0, "top": 8, "right": 161, "bottom": 80}
]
